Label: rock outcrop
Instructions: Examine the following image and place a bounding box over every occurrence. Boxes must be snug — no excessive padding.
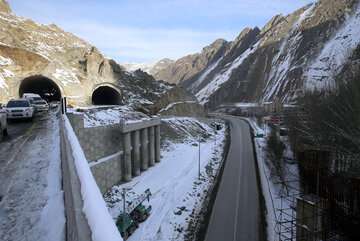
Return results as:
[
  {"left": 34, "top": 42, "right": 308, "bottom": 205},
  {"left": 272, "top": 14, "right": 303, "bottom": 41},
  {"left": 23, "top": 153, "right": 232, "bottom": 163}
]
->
[
  {"left": 151, "top": 39, "right": 229, "bottom": 85},
  {"left": 0, "top": 0, "right": 10, "bottom": 14},
  {"left": 150, "top": 86, "right": 206, "bottom": 117}
]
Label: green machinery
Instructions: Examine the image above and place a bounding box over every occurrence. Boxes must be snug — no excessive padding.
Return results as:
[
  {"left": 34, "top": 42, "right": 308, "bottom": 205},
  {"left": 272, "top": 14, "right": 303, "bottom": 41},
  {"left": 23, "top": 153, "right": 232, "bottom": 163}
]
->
[{"left": 116, "top": 188, "right": 152, "bottom": 239}]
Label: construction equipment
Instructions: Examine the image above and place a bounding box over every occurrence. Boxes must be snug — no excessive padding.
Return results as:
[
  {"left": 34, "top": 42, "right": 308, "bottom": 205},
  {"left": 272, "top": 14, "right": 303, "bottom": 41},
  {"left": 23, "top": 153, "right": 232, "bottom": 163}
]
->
[{"left": 116, "top": 189, "right": 152, "bottom": 240}]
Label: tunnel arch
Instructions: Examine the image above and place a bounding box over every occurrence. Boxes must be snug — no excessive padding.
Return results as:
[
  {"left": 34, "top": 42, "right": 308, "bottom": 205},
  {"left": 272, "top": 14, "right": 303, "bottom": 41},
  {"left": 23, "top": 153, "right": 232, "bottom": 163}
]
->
[
  {"left": 19, "top": 75, "right": 62, "bottom": 102},
  {"left": 92, "top": 84, "right": 122, "bottom": 105}
]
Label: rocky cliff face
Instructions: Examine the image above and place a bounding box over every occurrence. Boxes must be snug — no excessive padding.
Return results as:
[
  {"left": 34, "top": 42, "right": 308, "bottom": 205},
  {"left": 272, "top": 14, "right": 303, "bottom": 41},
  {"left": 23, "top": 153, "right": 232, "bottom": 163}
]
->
[
  {"left": 0, "top": 1, "right": 171, "bottom": 106},
  {"left": 156, "top": 0, "right": 360, "bottom": 109},
  {"left": 151, "top": 39, "right": 229, "bottom": 84}
]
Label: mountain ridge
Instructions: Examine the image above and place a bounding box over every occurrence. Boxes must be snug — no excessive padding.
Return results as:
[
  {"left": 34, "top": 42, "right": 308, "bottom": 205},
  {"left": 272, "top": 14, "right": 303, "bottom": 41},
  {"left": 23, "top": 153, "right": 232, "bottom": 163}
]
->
[{"left": 150, "top": 0, "right": 360, "bottom": 109}]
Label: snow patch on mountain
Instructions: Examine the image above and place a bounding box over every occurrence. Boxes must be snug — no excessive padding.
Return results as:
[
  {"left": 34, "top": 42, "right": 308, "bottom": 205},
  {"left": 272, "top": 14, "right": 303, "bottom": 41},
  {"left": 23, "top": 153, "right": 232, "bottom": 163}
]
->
[
  {"left": 0, "top": 55, "right": 12, "bottom": 65},
  {"left": 305, "top": 3, "right": 360, "bottom": 91},
  {"left": 196, "top": 42, "right": 260, "bottom": 104},
  {"left": 263, "top": 3, "right": 315, "bottom": 101},
  {"left": 191, "top": 56, "right": 224, "bottom": 89},
  {"left": 52, "top": 68, "right": 80, "bottom": 86},
  {"left": 0, "top": 72, "right": 8, "bottom": 88},
  {"left": 122, "top": 62, "right": 156, "bottom": 73}
]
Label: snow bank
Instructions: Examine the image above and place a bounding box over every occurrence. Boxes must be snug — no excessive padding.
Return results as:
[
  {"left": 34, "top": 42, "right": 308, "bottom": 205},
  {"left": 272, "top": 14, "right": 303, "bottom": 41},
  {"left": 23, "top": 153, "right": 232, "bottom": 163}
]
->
[
  {"left": 40, "top": 119, "right": 65, "bottom": 241},
  {"left": 105, "top": 117, "right": 226, "bottom": 241},
  {"left": 247, "top": 118, "right": 299, "bottom": 241},
  {"left": 64, "top": 115, "right": 123, "bottom": 241}
]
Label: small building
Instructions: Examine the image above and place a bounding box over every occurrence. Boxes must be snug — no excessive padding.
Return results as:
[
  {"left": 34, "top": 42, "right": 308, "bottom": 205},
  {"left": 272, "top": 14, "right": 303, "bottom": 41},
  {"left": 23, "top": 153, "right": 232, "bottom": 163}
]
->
[{"left": 263, "top": 97, "right": 283, "bottom": 114}]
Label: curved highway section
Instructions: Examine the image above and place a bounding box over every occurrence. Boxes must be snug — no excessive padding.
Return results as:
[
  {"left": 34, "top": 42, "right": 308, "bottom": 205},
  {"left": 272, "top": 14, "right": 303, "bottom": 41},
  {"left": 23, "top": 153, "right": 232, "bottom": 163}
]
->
[{"left": 205, "top": 116, "right": 262, "bottom": 241}]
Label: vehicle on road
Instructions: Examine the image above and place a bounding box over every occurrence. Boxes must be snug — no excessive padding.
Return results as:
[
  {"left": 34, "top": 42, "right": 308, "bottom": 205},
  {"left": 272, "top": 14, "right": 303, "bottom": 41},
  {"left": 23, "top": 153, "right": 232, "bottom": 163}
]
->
[
  {"left": 33, "top": 99, "right": 49, "bottom": 113},
  {"left": 23, "top": 93, "right": 49, "bottom": 113},
  {"left": 6, "top": 99, "right": 35, "bottom": 120},
  {"left": 0, "top": 104, "right": 8, "bottom": 140},
  {"left": 22, "top": 93, "right": 41, "bottom": 99}
]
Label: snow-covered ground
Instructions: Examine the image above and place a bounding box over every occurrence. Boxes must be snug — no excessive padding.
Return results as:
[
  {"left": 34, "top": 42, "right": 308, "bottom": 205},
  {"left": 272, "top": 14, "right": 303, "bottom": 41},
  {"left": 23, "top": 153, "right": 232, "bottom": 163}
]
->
[
  {"left": 105, "top": 117, "right": 227, "bottom": 241},
  {"left": 247, "top": 118, "right": 299, "bottom": 241},
  {"left": 0, "top": 111, "right": 65, "bottom": 241},
  {"left": 68, "top": 106, "right": 151, "bottom": 128}
]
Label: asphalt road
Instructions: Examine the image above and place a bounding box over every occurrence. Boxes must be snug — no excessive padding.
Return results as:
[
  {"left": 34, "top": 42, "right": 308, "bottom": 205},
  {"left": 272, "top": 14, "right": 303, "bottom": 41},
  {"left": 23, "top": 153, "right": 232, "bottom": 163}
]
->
[
  {"left": 0, "top": 108, "right": 64, "bottom": 241},
  {"left": 205, "top": 116, "right": 261, "bottom": 241},
  {"left": 0, "top": 111, "right": 55, "bottom": 198}
]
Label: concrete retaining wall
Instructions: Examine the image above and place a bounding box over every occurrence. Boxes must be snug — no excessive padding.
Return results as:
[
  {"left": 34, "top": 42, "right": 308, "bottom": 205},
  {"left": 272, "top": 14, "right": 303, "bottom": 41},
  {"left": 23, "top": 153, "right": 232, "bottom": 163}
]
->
[
  {"left": 67, "top": 114, "right": 122, "bottom": 162},
  {"left": 67, "top": 113, "right": 161, "bottom": 194}
]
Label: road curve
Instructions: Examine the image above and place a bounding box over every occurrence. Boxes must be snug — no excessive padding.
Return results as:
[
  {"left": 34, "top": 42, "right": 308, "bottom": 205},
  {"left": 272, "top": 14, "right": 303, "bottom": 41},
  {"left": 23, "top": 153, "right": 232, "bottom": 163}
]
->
[{"left": 205, "top": 116, "right": 261, "bottom": 241}]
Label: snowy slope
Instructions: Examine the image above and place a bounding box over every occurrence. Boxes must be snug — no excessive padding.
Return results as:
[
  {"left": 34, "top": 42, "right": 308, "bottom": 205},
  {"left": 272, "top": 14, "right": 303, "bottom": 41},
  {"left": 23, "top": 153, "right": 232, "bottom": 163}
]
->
[
  {"left": 196, "top": 42, "right": 260, "bottom": 104},
  {"left": 105, "top": 117, "right": 226, "bottom": 241},
  {"left": 262, "top": 4, "right": 316, "bottom": 101},
  {"left": 190, "top": 56, "right": 223, "bottom": 89},
  {"left": 305, "top": 3, "right": 360, "bottom": 91}
]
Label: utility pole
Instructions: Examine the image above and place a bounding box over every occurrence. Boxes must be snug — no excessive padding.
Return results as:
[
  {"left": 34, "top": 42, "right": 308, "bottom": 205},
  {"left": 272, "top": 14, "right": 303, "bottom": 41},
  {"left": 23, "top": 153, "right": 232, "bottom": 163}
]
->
[
  {"left": 122, "top": 188, "right": 127, "bottom": 215},
  {"left": 198, "top": 139, "right": 201, "bottom": 180}
]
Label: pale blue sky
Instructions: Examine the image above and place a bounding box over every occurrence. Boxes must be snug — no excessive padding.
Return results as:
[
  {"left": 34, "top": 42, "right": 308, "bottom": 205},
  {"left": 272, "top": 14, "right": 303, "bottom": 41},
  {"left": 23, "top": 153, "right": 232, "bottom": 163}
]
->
[{"left": 9, "top": 0, "right": 314, "bottom": 63}]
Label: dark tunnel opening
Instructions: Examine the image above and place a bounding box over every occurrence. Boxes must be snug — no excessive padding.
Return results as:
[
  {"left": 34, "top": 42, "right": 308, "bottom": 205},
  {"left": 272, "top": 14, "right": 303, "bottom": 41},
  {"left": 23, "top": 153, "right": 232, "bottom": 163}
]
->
[
  {"left": 19, "top": 75, "right": 62, "bottom": 102},
  {"left": 92, "top": 86, "right": 122, "bottom": 105}
]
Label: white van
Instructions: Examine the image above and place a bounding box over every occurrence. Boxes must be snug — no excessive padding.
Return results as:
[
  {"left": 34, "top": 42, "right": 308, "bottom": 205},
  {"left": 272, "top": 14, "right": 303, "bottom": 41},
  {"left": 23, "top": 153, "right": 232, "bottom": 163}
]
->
[{"left": 23, "top": 93, "right": 41, "bottom": 99}]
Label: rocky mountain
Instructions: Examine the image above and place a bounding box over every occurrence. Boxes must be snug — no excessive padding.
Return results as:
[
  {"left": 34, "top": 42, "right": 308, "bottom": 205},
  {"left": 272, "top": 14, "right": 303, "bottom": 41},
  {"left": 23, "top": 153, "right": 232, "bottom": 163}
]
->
[
  {"left": 121, "top": 62, "right": 156, "bottom": 73},
  {"left": 0, "top": 0, "right": 171, "bottom": 106},
  {"left": 151, "top": 39, "right": 229, "bottom": 85},
  {"left": 149, "top": 58, "right": 174, "bottom": 76},
  {"left": 156, "top": 0, "right": 360, "bottom": 109}
]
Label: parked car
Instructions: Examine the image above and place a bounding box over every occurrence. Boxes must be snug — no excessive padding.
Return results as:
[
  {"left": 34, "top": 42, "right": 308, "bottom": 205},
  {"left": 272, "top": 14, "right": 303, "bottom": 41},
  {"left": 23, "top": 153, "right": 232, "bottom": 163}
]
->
[
  {"left": 0, "top": 104, "right": 8, "bottom": 141},
  {"left": 6, "top": 99, "right": 35, "bottom": 120}
]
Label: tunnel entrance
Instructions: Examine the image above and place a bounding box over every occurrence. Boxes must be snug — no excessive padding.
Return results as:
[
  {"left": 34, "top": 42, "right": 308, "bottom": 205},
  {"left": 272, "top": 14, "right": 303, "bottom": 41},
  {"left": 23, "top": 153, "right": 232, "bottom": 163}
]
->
[
  {"left": 92, "top": 86, "right": 122, "bottom": 105},
  {"left": 19, "top": 75, "right": 62, "bottom": 102}
]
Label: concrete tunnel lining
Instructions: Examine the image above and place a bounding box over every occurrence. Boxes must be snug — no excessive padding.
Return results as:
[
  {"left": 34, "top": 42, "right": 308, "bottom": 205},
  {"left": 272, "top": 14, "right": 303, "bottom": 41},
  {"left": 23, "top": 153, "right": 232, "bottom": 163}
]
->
[
  {"left": 92, "top": 85, "right": 122, "bottom": 105},
  {"left": 19, "top": 75, "right": 62, "bottom": 102}
]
